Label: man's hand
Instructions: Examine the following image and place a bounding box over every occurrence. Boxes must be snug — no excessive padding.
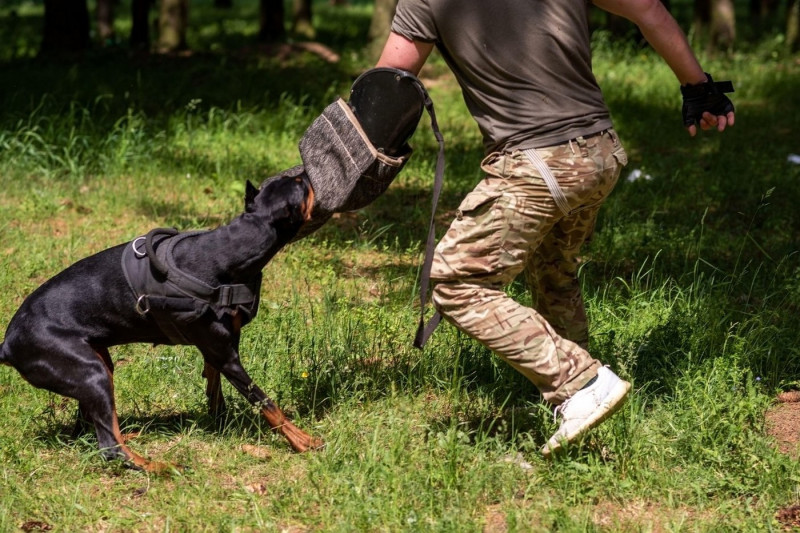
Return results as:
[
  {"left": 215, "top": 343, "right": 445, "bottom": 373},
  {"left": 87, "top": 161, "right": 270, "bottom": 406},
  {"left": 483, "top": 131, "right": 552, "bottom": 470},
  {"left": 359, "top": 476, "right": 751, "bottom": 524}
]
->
[{"left": 681, "top": 73, "right": 736, "bottom": 136}]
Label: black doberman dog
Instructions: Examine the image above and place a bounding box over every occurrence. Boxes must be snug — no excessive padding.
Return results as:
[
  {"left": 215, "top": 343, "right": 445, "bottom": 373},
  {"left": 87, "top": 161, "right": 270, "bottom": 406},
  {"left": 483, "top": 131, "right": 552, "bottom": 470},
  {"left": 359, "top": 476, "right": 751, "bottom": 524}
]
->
[{"left": 0, "top": 175, "right": 321, "bottom": 472}]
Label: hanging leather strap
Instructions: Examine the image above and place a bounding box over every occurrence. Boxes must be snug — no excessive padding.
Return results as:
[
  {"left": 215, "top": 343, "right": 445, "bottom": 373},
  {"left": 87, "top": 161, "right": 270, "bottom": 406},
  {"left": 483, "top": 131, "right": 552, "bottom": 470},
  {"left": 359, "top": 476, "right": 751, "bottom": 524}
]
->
[{"left": 412, "top": 84, "right": 445, "bottom": 349}]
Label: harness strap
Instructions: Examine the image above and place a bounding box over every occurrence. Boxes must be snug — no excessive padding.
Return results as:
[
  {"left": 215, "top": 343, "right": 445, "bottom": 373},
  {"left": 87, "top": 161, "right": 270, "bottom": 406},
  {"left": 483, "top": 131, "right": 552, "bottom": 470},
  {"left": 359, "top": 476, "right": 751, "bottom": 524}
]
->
[
  {"left": 123, "top": 229, "right": 262, "bottom": 345},
  {"left": 412, "top": 83, "right": 446, "bottom": 349},
  {"left": 145, "top": 296, "right": 198, "bottom": 345},
  {"left": 144, "top": 227, "right": 178, "bottom": 277},
  {"left": 145, "top": 228, "right": 261, "bottom": 308},
  {"left": 122, "top": 239, "right": 197, "bottom": 344}
]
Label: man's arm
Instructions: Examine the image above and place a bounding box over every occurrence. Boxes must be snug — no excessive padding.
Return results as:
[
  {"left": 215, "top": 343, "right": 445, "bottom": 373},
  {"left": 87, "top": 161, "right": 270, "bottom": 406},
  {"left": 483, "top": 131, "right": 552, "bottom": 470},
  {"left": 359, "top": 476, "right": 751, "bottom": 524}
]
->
[
  {"left": 593, "top": 0, "right": 735, "bottom": 136},
  {"left": 376, "top": 32, "right": 434, "bottom": 76}
]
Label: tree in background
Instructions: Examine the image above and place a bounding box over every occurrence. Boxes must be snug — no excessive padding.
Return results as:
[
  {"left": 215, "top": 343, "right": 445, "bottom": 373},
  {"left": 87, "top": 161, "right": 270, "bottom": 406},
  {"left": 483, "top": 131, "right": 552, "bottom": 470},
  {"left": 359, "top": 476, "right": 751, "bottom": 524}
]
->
[
  {"left": 368, "top": 0, "right": 396, "bottom": 60},
  {"left": 787, "top": 0, "right": 799, "bottom": 50},
  {"left": 40, "top": 0, "right": 90, "bottom": 55},
  {"left": 694, "top": 0, "right": 736, "bottom": 51},
  {"left": 259, "top": 0, "right": 286, "bottom": 42},
  {"left": 710, "top": 0, "right": 737, "bottom": 50},
  {"left": 33, "top": 0, "right": 798, "bottom": 59},
  {"left": 750, "top": 0, "right": 779, "bottom": 35},
  {"left": 130, "top": 0, "right": 152, "bottom": 50},
  {"left": 292, "top": 0, "right": 315, "bottom": 39},
  {"left": 97, "top": 0, "right": 116, "bottom": 45},
  {"left": 158, "top": 0, "right": 189, "bottom": 52}
]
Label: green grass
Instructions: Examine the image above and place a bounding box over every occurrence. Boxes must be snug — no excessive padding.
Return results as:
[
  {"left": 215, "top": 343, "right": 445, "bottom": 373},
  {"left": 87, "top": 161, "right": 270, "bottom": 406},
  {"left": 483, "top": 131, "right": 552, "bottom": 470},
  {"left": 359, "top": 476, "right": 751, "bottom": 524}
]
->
[{"left": 2, "top": 1, "right": 800, "bottom": 531}]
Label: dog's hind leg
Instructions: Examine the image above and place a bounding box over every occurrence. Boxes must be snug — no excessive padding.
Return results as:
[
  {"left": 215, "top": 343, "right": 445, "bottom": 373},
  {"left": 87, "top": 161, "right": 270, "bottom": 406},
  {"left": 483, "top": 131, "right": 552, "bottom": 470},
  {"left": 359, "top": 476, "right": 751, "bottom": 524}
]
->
[
  {"left": 201, "top": 346, "right": 323, "bottom": 453},
  {"left": 72, "top": 346, "right": 113, "bottom": 439},
  {"left": 73, "top": 347, "right": 174, "bottom": 472},
  {"left": 202, "top": 362, "right": 226, "bottom": 419},
  {"left": 15, "top": 340, "right": 173, "bottom": 472},
  {"left": 72, "top": 402, "right": 93, "bottom": 439}
]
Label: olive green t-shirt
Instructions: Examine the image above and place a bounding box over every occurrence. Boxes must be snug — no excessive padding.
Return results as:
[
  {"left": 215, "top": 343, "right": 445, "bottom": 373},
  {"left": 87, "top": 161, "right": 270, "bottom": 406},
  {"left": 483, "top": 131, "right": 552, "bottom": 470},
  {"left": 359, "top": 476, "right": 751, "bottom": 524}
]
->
[{"left": 391, "top": 0, "right": 614, "bottom": 153}]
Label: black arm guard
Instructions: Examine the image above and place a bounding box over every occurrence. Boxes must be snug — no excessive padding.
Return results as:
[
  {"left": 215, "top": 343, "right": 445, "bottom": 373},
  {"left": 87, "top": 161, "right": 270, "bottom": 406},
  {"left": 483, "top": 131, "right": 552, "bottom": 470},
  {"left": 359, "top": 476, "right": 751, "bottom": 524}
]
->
[{"left": 680, "top": 73, "right": 735, "bottom": 127}]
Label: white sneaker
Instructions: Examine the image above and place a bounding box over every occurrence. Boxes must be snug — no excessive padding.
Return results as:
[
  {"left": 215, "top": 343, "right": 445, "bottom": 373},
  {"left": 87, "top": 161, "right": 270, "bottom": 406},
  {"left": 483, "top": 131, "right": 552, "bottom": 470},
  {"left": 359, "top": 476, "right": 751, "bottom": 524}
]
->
[{"left": 541, "top": 366, "right": 631, "bottom": 457}]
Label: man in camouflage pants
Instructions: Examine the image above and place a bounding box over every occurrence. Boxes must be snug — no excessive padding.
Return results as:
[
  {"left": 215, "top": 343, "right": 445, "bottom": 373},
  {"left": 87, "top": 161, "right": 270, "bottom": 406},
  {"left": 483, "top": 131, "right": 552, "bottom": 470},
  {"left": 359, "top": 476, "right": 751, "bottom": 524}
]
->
[
  {"left": 431, "top": 132, "right": 626, "bottom": 405},
  {"left": 376, "top": 0, "right": 735, "bottom": 455}
]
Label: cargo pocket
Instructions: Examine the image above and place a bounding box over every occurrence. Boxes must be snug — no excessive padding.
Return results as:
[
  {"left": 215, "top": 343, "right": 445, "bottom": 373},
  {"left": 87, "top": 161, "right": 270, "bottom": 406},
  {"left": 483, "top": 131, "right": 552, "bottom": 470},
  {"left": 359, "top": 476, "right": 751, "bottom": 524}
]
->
[
  {"left": 433, "top": 188, "right": 507, "bottom": 279},
  {"left": 479, "top": 152, "right": 506, "bottom": 178},
  {"left": 455, "top": 189, "right": 503, "bottom": 221},
  {"left": 612, "top": 145, "right": 628, "bottom": 167},
  {"left": 608, "top": 130, "right": 628, "bottom": 167}
]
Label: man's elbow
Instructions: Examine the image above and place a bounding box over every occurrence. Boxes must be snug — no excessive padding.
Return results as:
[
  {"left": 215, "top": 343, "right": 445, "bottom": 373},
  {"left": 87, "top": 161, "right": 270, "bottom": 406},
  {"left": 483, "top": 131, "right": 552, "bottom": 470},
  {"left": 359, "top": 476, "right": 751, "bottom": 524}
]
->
[
  {"left": 630, "top": 0, "right": 673, "bottom": 30},
  {"left": 376, "top": 32, "right": 432, "bottom": 74}
]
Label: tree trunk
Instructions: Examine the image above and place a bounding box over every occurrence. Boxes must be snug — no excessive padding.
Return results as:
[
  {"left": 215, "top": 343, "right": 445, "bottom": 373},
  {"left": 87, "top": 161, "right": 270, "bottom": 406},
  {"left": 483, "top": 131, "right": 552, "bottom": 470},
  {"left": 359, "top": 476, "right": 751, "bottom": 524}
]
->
[
  {"left": 368, "top": 0, "right": 397, "bottom": 61},
  {"left": 259, "top": 0, "right": 286, "bottom": 43},
  {"left": 292, "top": 0, "right": 315, "bottom": 39},
  {"left": 130, "top": 0, "right": 151, "bottom": 50},
  {"left": 692, "top": 0, "right": 711, "bottom": 43},
  {"left": 158, "top": 0, "right": 189, "bottom": 52},
  {"left": 709, "top": 0, "right": 735, "bottom": 51},
  {"left": 788, "top": 0, "right": 800, "bottom": 52},
  {"left": 749, "top": 0, "right": 780, "bottom": 36},
  {"left": 41, "top": 0, "right": 91, "bottom": 55},
  {"left": 749, "top": 0, "right": 780, "bottom": 19},
  {"left": 97, "top": 0, "right": 116, "bottom": 44}
]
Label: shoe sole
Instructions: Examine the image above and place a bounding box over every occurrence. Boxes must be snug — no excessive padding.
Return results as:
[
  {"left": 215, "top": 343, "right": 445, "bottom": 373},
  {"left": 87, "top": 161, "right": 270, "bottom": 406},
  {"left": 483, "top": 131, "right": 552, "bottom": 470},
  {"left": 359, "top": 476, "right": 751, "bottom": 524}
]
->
[{"left": 541, "top": 380, "right": 631, "bottom": 457}]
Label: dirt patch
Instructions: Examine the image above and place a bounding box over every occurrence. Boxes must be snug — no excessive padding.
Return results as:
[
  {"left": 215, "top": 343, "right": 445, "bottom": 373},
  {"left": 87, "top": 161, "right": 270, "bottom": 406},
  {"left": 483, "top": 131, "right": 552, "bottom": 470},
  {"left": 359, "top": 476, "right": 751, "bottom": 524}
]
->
[
  {"left": 767, "top": 392, "right": 800, "bottom": 531},
  {"left": 483, "top": 504, "right": 508, "bottom": 533},
  {"left": 776, "top": 505, "right": 800, "bottom": 530},
  {"left": 235, "top": 41, "right": 340, "bottom": 64},
  {"left": 482, "top": 498, "right": 710, "bottom": 532},
  {"left": 591, "top": 499, "right": 709, "bottom": 532},
  {"left": 765, "top": 391, "right": 800, "bottom": 458}
]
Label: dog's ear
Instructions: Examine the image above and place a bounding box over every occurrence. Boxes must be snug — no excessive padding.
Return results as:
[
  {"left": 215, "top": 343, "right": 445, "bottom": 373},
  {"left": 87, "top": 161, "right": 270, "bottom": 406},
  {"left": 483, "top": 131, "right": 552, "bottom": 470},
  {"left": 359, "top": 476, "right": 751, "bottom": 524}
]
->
[{"left": 244, "top": 180, "right": 259, "bottom": 212}]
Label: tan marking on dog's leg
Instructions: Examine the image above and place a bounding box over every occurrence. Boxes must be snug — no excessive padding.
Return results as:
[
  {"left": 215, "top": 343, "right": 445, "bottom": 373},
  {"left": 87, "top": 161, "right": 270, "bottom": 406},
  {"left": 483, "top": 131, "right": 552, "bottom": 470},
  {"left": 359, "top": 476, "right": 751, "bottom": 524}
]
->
[
  {"left": 202, "top": 362, "right": 225, "bottom": 417},
  {"left": 94, "top": 350, "right": 179, "bottom": 474},
  {"left": 302, "top": 181, "right": 315, "bottom": 221},
  {"left": 258, "top": 401, "right": 324, "bottom": 452}
]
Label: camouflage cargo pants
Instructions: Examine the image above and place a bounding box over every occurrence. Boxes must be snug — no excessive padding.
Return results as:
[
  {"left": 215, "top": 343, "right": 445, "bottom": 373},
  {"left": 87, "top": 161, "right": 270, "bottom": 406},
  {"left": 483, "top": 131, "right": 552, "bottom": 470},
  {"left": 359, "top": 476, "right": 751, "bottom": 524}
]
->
[{"left": 430, "top": 129, "right": 627, "bottom": 404}]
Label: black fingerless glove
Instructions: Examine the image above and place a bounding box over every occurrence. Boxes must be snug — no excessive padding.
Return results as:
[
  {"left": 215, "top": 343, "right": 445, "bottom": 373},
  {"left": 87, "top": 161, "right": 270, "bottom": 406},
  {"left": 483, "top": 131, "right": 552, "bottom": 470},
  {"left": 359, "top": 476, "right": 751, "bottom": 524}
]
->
[{"left": 680, "top": 73, "right": 735, "bottom": 127}]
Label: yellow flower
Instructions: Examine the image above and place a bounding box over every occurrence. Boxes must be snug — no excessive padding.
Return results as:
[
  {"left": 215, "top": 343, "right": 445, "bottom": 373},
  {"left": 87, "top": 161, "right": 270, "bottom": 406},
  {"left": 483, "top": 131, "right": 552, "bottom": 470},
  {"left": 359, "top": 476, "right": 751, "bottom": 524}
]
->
[{"left": 301, "top": 371, "right": 309, "bottom": 379}]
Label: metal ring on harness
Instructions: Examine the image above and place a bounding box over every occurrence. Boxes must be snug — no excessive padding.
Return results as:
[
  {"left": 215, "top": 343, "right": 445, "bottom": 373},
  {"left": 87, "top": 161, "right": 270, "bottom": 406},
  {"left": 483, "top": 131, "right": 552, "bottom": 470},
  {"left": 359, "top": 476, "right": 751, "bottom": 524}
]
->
[
  {"left": 135, "top": 294, "right": 150, "bottom": 316},
  {"left": 132, "top": 236, "right": 147, "bottom": 258}
]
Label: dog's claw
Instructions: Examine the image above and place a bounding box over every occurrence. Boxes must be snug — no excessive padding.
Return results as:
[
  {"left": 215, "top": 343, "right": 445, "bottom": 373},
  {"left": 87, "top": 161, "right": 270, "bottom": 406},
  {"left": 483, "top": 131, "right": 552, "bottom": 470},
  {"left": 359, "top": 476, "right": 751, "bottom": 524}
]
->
[
  {"left": 148, "top": 462, "right": 185, "bottom": 476},
  {"left": 293, "top": 435, "right": 325, "bottom": 453},
  {"left": 279, "top": 421, "right": 324, "bottom": 453}
]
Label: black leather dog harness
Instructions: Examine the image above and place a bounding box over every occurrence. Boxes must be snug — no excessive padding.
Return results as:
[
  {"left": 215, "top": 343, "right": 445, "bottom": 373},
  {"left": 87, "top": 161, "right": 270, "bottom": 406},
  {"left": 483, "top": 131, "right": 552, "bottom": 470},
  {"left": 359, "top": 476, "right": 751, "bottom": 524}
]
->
[{"left": 121, "top": 228, "right": 261, "bottom": 344}]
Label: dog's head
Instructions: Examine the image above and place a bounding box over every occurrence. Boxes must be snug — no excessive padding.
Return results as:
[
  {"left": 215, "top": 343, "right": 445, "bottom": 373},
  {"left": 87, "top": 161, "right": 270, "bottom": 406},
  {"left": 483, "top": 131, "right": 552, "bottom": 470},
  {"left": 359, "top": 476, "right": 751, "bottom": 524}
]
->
[{"left": 244, "top": 174, "right": 314, "bottom": 235}]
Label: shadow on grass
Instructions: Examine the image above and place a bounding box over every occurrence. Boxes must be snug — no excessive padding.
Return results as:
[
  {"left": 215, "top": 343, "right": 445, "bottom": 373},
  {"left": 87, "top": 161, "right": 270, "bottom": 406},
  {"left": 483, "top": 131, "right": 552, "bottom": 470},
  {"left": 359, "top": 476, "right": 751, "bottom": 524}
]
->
[
  {"left": 40, "top": 404, "right": 314, "bottom": 457},
  {"left": 424, "top": 404, "right": 551, "bottom": 451}
]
